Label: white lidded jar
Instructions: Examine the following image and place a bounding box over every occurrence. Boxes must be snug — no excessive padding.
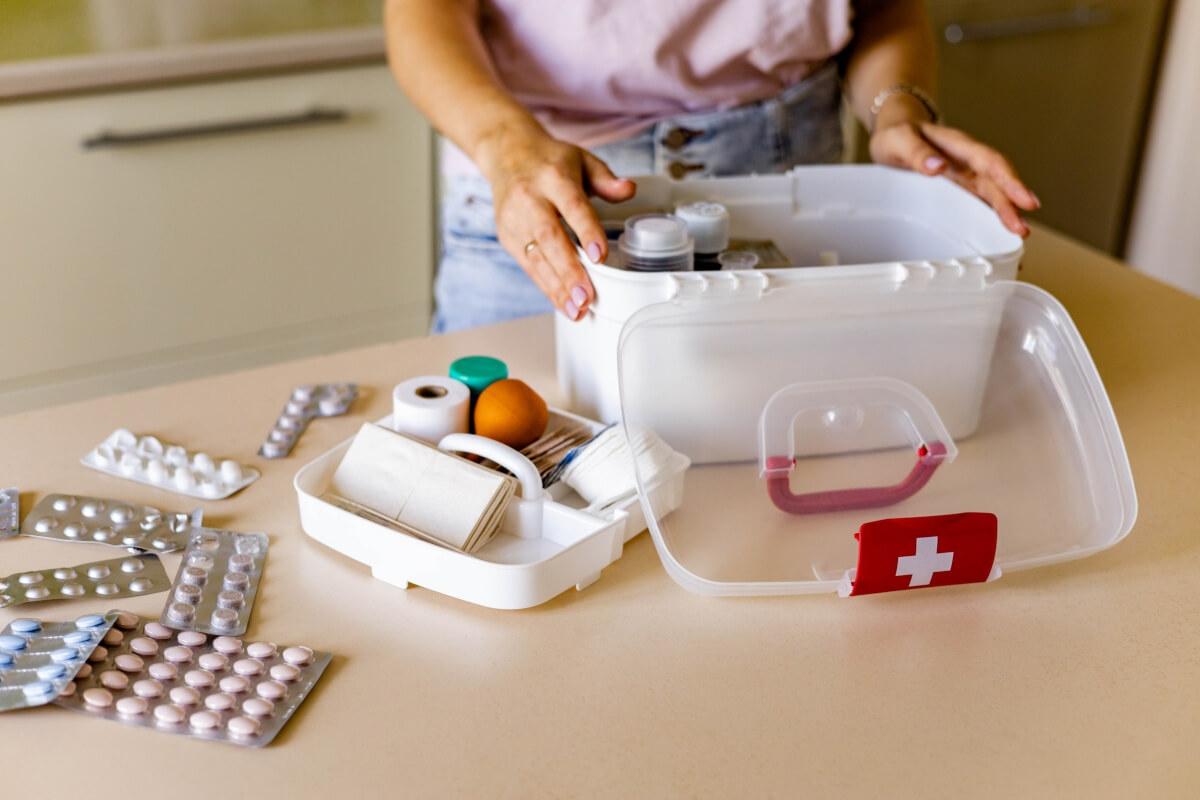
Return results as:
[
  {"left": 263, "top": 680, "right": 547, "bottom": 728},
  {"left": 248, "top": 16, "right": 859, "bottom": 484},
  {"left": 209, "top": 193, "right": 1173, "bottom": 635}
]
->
[
  {"left": 618, "top": 213, "right": 694, "bottom": 272},
  {"left": 674, "top": 202, "right": 730, "bottom": 271}
]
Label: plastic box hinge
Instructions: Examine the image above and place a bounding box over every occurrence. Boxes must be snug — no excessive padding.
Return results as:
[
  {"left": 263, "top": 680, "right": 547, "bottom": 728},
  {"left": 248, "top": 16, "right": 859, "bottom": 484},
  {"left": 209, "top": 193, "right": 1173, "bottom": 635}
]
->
[
  {"left": 896, "top": 258, "right": 994, "bottom": 290},
  {"left": 668, "top": 270, "right": 771, "bottom": 302}
]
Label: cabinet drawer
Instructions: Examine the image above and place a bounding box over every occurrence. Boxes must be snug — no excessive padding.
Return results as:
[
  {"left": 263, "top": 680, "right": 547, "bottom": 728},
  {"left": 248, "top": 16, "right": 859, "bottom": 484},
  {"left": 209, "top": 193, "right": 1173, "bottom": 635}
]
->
[
  {"left": 927, "top": 0, "right": 1167, "bottom": 251},
  {"left": 0, "top": 64, "right": 432, "bottom": 407}
]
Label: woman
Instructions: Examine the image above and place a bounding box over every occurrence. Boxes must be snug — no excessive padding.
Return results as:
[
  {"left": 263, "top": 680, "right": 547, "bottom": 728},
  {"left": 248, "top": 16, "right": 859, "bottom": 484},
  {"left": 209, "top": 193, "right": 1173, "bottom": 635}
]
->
[{"left": 385, "top": 0, "right": 1038, "bottom": 332}]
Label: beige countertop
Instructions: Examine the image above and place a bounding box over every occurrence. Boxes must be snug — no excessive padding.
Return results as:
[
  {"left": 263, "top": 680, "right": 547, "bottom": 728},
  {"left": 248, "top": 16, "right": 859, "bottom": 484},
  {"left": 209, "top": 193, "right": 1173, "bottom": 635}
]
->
[
  {"left": 0, "top": 1, "right": 383, "bottom": 100},
  {"left": 1, "top": 226, "right": 1197, "bottom": 797}
]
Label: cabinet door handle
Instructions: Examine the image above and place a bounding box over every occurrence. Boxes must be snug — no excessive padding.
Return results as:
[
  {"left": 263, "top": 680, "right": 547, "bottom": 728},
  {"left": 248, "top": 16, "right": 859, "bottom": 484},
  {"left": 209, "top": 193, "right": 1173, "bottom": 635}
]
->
[
  {"left": 944, "top": 5, "right": 1113, "bottom": 44},
  {"left": 81, "top": 106, "right": 349, "bottom": 150}
]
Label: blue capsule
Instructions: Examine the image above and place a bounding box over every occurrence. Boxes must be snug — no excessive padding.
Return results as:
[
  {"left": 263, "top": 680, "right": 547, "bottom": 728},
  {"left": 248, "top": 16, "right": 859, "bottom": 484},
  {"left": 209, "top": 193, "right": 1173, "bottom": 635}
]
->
[
  {"left": 22, "top": 681, "right": 54, "bottom": 698},
  {"left": 62, "top": 630, "right": 92, "bottom": 646},
  {"left": 10, "top": 619, "right": 41, "bottom": 634},
  {"left": 49, "top": 647, "right": 78, "bottom": 666},
  {"left": 0, "top": 652, "right": 13, "bottom": 667},
  {"left": 36, "top": 663, "right": 66, "bottom": 680},
  {"left": 75, "top": 614, "right": 105, "bottom": 629},
  {"left": 0, "top": 634, "right": 26, "bottom": 651}
]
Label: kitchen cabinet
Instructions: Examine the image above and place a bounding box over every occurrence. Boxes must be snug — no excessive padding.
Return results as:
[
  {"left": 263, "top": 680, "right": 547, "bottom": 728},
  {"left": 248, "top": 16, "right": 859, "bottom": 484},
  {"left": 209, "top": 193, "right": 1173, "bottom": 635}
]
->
[
  {"left": 927, "top": 0, "right": 1169, "bottom": 253},
  {"left": 0, "top": 64, "right": 433, "bottom": 413}
]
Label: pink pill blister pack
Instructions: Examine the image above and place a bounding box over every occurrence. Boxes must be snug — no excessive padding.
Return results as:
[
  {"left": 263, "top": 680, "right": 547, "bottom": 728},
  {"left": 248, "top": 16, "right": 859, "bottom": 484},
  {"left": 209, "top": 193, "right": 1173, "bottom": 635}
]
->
[
  {"left": 0, "top": 487, "right": 17, "bottom": 538},
  {"left": 0, "top": 612, "right": 118, "bottom": 712},
  {"left": 22, "top": 493, "right": 202, "bottom": 554},
  {"left": 0, "top": 553, "right": 169, "bottom": 609},
  {"left": 82, "top": 429, "right": 260, "bottom": 500},
  {"left": 55, "top": 613, "right": 331, "bottom": 747},
  {"left": 161, "top": 529, "right": 268, "bottom": 636}
]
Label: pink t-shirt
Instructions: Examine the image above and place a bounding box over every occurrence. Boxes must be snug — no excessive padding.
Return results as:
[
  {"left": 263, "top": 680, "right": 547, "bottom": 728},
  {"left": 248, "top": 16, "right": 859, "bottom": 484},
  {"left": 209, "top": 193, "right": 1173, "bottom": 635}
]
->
[{"left": 480, "top": 0, "right": 854, "bottom": 146}]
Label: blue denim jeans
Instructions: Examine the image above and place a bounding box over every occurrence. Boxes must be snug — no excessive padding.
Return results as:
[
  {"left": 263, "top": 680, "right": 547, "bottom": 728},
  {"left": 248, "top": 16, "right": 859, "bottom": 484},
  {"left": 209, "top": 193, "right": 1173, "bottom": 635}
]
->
[{"left": 433, "top": 63, "right": 844, "bottom": 333}]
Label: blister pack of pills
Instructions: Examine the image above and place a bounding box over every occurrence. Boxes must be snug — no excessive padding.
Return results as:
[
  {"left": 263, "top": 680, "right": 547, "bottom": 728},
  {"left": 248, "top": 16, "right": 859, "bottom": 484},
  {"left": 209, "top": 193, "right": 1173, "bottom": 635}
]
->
[
  {"left": 22, "top": 493, "right": 202, "bottom": 554},
  {"left": 56, "top": 614, "right": 331, "bottom": 747},
  {"left": 0, "top": 612, "right": 118, "bottom": 712},
  {"left": 161, "top": 529, "right": 268, "bottom": 636},
  {"left": 260, "top": 383, "right": 358, "bottom": 459},
  {"left": 82, "top": 429, "right": 260, "bottom": 499},
  {"left": 0, "top": 554, "right": 170, "bottom": 609},
  {"left": 0, "top": 487, "right": 17, "bottom": 538}
]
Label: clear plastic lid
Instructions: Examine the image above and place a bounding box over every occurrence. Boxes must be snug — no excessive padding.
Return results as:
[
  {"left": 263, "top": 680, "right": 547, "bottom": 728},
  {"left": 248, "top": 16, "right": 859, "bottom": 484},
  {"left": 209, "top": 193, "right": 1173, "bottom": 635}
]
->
[{"left": 616, "top": 279, "right": 1137, "bottom": 596}]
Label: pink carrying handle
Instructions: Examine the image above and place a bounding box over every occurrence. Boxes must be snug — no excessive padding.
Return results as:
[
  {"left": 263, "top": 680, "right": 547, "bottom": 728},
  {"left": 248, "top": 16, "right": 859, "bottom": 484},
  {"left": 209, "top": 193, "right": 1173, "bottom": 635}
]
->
[{"left": 766, "top": 441, "right": 948, "bottom": 515}]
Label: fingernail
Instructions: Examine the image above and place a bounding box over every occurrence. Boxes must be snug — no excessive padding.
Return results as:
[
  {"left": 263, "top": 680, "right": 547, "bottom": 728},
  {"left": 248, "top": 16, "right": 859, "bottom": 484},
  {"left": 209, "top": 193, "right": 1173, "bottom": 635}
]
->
[
  {"left": 1030, "top": 191, "right": 1041, "bottom": 209},
  {"left": 570, "top": 284, "right": 588, "bottom": 307},
  {"left": 924, "top": 156, "right": 945, "bottom": 172},
  {"left": 586, "top": 242, "right": 603, "bottom": 262},
  {"left": 564, "top": 299, "right": 579, "bottom": 320}
]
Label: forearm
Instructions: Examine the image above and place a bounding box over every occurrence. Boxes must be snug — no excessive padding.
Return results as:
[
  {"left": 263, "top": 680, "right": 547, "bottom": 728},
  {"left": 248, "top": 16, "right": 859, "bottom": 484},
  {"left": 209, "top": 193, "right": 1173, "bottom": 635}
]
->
[
  {"left": 844, "top": 0, "right": 937, "bottom": 130},
  {"left": 383, "top": 0, "right": 544, "bottom": 169}
]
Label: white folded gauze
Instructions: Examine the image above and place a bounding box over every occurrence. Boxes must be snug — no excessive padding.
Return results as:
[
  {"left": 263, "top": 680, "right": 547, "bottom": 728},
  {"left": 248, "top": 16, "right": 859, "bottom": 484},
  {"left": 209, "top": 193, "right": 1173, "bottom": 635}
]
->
[
  {"left": 327, "top": 423, "right": 517, "bottom": 553},
  {"left": 561, "top": 425, "right": 678, "bottom": 509}
]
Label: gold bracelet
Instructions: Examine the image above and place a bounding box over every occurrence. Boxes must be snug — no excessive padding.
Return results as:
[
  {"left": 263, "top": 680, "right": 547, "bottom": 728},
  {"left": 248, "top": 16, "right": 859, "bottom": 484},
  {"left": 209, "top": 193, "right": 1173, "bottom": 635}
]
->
[{"left": 868, "top": 84, "right": 940, "bottom": 131}]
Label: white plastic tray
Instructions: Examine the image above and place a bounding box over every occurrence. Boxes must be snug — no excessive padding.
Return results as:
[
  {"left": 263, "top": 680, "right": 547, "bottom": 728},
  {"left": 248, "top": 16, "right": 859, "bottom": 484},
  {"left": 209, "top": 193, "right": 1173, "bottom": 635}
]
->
[{"left": 294, "top": 409, "right": 689, "bottom": 610}]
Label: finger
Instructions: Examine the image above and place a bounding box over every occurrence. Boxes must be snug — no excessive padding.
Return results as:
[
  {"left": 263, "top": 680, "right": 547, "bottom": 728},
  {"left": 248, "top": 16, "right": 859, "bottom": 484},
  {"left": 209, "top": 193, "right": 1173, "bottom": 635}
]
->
[
  {"left": 543, "top": 174, "right": 610, "bottom": 272},
  {"left": 920, "top": 123, "right": 1039, "bottom": 210},
  {"left": 948, "top": 168, "right": 1029, "bottom": 237},
  {"left": 582, "top": 151, "right": 637, "bottom": 203},
  {"left": 528, "top": 203, "right": 594, "bottom": 319},
  {"left": 871, "top": 125, "right": 947, "bottom": 176},
  {"left": 498, "top": 226, "right": 564, "bottom": 309}
]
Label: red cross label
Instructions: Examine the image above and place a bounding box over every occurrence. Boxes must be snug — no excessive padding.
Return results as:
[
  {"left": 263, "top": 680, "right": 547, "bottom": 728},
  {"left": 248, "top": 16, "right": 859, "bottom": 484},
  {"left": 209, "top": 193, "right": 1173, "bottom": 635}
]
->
[{"left": 845, "top": 512, "right": 999, "bottom": 596}]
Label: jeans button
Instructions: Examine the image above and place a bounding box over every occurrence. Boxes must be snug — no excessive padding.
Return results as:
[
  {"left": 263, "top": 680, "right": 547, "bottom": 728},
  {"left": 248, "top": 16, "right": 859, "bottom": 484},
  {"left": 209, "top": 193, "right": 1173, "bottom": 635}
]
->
[
  {"left": 668, "top": 161, "right": 704, "bottom": 179},
  {"left": 661, "top": 126, "right": 702, "bottom": 149}
]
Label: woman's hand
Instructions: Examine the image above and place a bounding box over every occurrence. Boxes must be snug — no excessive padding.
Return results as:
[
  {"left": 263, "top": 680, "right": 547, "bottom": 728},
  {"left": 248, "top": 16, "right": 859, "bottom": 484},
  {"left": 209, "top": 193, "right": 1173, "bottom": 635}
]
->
[
  {"left": 474, "top": 122, "right": 636, "bottom": 320},
  {"left": 869, "top": 95, "right": 1039, "bottom": 237}
]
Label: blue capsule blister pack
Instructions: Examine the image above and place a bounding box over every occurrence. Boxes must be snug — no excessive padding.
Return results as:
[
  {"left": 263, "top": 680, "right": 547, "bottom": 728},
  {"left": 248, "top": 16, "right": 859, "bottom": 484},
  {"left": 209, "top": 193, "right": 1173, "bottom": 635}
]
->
[{"left": 0, "top": 611, "right": 119, "bottom": 712}]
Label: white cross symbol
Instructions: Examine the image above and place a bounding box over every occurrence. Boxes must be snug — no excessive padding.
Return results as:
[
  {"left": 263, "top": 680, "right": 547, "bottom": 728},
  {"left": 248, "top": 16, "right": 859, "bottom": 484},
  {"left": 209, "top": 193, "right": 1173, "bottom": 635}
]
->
[{"left": 895, "top": 536, "right": 955, "bottom": 587}]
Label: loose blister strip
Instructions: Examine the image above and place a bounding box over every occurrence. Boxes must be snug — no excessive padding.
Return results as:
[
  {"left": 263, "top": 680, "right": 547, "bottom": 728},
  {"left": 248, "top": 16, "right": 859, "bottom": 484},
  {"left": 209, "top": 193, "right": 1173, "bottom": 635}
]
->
[
  {"left": 0, "top": 612, "right": 118, "bottom": 712},
  {"left": 56, "top": 614, "right": 331, "bottom": 747},
  {"left": 260, "top": 383, "right": 358, "bottom": 459},
  {"left": 82, "top": 429, "right": 260, "bottom": 499},
  {"left": 0, "top": 554, "right": 170, "bottom": 609},
  {"left": 161, "top": 529, "right": 268, "bottom": 636},
  {"left": 22, "top": 493, "right": 201, "bottom": 554},
  {"left": 0, "top": 487, "right": 17, "bottom": 538}
]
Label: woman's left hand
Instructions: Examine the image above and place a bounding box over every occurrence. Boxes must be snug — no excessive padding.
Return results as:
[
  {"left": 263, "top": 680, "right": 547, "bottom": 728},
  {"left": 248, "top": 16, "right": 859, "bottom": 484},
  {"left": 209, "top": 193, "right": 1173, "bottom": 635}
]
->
[{"left": 870, "top": 112, "right": 1039, "bottom": 237}]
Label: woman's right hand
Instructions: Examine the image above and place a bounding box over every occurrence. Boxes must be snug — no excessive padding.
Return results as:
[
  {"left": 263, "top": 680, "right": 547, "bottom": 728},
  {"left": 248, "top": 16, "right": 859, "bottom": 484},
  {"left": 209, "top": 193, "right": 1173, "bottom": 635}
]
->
[{"left": 474, "top": 122, "right": 636, "bottom": 320}]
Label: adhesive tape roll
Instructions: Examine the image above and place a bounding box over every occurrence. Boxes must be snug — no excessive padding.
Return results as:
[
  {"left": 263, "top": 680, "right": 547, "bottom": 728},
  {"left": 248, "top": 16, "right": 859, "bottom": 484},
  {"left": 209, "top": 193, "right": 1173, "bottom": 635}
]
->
[{"left": 391, "top": 376, "right": 471, "bottom": 443}]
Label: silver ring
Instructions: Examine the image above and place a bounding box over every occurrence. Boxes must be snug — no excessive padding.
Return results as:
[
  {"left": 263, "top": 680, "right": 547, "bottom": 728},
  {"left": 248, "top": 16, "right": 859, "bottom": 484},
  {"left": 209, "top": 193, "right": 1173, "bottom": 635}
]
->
[{"left": 523, "top": 240, "right": 538, "bottom": 256}]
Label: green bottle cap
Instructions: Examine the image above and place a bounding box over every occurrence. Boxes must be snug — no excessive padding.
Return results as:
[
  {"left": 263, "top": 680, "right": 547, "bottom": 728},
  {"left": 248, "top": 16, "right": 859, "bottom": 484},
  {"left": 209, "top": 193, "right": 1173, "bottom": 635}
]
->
[{"left": 449, "top": 356, "right": 509, "bottom": 395}]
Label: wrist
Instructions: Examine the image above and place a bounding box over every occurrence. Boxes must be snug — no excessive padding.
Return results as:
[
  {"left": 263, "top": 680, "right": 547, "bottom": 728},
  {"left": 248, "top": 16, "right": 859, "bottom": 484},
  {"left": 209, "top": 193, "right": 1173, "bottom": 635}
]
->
[
  {"left": 869, "top": 87, "right": 939, "bottom": 134},
  {"left": 469, "top": 113, "right": 549, "bottom": 180}
]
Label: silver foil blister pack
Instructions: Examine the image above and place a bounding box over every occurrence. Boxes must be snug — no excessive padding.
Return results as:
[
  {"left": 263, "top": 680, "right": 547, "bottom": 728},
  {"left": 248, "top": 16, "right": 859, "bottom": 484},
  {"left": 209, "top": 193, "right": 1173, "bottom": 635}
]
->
[
  {"left": 0, "top": 554, "right": 170, "bottom": 609},
  {"left": 0, "top": 612, "right": 119, "bottom": 712},
  {"left": 56, "top": 614, "right": 330, "bottom": 747},
  {"left": 161, "top": 529, "right": 268, "bottom": 636},
  {"left": 259, "top": 383, "right": 358, "bottom": 459},
  {"left": 22, "top": 493, "right": 201, "bottom": 553},
  {"left": 0, "top": 487, "right": 17, "bottom": 538}
]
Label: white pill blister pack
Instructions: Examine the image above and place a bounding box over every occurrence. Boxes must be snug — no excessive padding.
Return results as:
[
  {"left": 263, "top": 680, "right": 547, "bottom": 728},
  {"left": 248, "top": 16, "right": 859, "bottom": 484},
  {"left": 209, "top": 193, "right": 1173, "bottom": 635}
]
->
[
  {"left": 0, "top": 487, "right": 17, "bottom": 538},
  {"left": 161, "top": 529, "right": 268, "bottom": 636},
  {"left": 55, "top": 614, "right": 331, "bottom": 747},
  {"left": 82, "top": 429, "right": 260, "bottom": 499},
  {"left": 0, "top": 554, "right": 170, "bottom": 609},
  {"left": 22, "top": 493, "right": 202, "bottom": 554},
  {"left": 0, "top": 612, "right": 118, "bottom": 712},
  {"left": 260, "top": 383, "right": 358, "bottom": 459}
]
